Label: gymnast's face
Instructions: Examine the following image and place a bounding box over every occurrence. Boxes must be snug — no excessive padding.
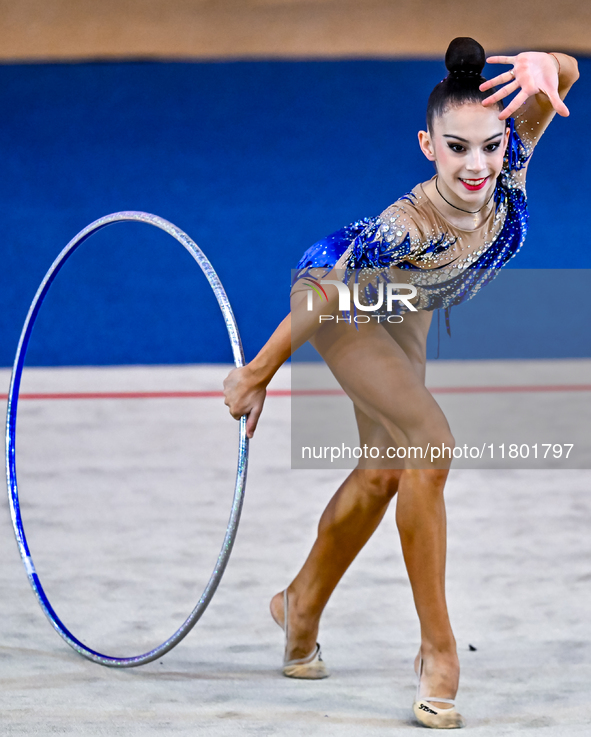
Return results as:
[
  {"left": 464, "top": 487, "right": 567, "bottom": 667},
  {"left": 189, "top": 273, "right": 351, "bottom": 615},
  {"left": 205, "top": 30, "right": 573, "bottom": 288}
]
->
[{"left": 418, "top": 103, "right": 509, "bottom": 206}]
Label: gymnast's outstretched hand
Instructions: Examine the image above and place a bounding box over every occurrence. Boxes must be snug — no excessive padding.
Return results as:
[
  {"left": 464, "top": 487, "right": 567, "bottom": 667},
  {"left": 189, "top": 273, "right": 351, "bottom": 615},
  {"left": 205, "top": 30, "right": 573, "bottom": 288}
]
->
[
  {"left": 223, "top": 365, "right": 267, "bottom": 438},
  {"left": 480, "top": 51, "right": 570, "bottom": 120}
]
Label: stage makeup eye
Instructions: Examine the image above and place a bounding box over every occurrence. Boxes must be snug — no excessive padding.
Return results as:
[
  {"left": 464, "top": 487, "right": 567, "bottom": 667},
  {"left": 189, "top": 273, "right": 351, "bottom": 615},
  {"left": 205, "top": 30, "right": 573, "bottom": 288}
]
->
[
  {"left": 485, "top": 142, "right": 501, "bottom": 152},
  {"left": 448, "top": 143, "right": 465, "bottom": 153}
]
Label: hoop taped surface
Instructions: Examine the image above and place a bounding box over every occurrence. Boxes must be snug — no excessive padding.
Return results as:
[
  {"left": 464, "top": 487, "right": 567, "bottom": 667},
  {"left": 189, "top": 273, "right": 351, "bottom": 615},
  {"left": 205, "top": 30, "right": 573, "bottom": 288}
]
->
[{"left": 5, "top": 212, "right": 249, "bottom": 667}]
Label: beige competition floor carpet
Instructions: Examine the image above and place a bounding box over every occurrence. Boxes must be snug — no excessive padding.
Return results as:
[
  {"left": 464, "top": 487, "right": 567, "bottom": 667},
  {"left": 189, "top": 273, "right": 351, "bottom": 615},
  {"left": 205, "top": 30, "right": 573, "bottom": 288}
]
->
[{"left": 1, "top": 362, "right": 590, "bottom": 735}]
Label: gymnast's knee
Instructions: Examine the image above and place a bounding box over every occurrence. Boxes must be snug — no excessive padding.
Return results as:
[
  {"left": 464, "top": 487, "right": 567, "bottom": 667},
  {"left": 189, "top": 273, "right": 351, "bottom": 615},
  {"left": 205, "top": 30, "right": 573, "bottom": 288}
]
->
[
  {"left": 355, "top": 468, "right": 402, "bottom": 503},
  {"left": 401, "top": 467, "right": 450, "bottom": 488},
  {"left": 414, "top": 422, "right": 455, "bottom": 455}
]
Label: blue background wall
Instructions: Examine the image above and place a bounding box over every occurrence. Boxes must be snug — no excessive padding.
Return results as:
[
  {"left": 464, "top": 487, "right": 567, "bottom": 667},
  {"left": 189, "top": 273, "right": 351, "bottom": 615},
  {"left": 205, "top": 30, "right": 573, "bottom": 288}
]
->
[{"left": 1, "top": 59, "right": 589, "bottom": 366}]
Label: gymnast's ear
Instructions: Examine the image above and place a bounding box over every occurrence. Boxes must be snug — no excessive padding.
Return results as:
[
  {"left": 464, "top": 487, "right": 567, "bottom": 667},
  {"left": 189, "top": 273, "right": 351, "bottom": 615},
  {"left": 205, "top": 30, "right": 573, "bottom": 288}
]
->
[{"left": 418, "top": 129, "right": 436, "bottom": 162}]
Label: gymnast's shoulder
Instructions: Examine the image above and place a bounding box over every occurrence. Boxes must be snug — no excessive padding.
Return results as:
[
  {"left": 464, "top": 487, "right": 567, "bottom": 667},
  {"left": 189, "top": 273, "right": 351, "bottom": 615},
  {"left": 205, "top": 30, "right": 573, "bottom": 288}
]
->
[{"left": 375, "top": 182, "right": 435, "bottom": 243}]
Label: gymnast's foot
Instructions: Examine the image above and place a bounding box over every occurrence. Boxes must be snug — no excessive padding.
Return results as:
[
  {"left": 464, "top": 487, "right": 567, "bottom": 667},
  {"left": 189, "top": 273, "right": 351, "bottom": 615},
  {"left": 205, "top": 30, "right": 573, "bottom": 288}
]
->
[
  {"left": 270, "top": 587, "right": 320, "bottom": 662},
  {"left": 414, "top": 643, "right": 461, "bottom": 711}
]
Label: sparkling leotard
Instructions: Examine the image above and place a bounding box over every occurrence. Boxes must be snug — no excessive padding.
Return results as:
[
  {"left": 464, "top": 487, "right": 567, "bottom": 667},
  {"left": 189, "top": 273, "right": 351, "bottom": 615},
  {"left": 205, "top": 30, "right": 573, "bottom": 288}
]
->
[{"left": 294, "top": 117, "right": 535, "bottom": 322}]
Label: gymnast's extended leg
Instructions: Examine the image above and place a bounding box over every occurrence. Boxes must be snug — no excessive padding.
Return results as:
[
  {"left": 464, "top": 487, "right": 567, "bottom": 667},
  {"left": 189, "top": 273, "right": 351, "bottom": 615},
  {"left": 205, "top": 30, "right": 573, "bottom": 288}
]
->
[{"left": 270, "top": 316, "right": 459, "bottom": 705}]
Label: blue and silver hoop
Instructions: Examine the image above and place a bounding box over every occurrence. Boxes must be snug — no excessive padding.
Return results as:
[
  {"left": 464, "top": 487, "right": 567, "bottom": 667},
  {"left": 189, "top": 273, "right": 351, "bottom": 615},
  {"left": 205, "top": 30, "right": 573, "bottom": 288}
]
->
[{"left": 5, "top": 212, "right": 249, "bottom": 667}]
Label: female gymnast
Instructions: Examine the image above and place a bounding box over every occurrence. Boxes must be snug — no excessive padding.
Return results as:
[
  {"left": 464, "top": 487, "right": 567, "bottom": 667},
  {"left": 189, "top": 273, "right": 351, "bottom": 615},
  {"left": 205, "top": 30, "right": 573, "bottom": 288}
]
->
[{"left": 223, "top": 38, "right": 579, "bottom": 729}]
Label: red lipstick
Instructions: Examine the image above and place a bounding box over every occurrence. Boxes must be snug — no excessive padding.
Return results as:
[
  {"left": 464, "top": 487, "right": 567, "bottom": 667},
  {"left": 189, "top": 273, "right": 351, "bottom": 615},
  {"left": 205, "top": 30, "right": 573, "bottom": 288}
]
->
[{"left": 460, "top": 176, "right": 489, "bottom": 191}]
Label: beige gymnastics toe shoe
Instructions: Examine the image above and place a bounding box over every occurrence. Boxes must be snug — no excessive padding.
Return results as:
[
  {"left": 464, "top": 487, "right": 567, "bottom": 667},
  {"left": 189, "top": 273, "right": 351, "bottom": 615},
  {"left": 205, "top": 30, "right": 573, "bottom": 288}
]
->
[
  {"left": 271, "top": 590, "right": 329, "bottom": 680},
  {"left": 412, "top": 657, "right": 465, "bottom": 729}
]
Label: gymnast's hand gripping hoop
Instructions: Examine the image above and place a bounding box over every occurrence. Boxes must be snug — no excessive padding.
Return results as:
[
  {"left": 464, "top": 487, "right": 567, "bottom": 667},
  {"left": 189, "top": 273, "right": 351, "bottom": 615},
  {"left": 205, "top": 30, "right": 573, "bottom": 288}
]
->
[{"left": 5, "top": 212, "right": 249, "bottom": 667}]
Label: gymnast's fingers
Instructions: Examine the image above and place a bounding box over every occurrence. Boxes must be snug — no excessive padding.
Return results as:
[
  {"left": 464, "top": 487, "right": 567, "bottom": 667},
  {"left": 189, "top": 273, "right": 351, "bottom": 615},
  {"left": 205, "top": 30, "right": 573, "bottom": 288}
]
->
[
  {"left": 486, "top": 55, "right": 517, "bottom": 66},
  {"left": 497, "top": 88, "right": 529, "bottom": 120},
  {"left": 481, "top": 79, "right": 519, "bottom": 106},
  {"left": 223, "top": 392, "right": 250, "bottom": 420},
  {"left": 547, "top": 87, "right": 570, "bottom": 117},
  {"left": 480, "top": 70, "right": 516, "bottom": 92},
  {"left": 245, "top": 402, "right": 263, "bottom": 438}
]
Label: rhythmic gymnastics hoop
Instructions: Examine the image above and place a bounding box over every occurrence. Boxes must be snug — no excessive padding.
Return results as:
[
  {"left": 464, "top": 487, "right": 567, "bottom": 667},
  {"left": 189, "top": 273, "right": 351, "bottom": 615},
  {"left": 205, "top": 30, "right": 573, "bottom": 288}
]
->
[{"left": 5, "top": 212, "right": 249, "bottom": 667}]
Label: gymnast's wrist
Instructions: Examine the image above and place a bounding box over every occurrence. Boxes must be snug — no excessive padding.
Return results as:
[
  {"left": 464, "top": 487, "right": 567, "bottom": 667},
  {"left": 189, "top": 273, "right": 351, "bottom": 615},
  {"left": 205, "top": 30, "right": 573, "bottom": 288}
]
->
[
  {"left": 548, "top": 52, "right": 561, "bottom": 77},
  {"left": 247, "top": 353, "right": 279, "bottom": 387}
]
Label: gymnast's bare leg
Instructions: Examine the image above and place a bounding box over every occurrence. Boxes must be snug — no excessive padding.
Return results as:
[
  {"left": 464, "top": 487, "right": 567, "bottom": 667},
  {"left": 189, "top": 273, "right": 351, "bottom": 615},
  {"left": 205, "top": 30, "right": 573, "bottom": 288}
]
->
[{"left": 270, "top": 311, "right": 459, "bottom": 707}]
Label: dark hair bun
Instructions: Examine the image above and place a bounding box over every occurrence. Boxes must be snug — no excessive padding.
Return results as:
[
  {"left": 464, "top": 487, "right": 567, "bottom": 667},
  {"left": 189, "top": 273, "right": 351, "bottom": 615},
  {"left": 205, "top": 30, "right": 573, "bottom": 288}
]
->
[{"left": 445, "top": 37, "right": 485, "bottom": 78}]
